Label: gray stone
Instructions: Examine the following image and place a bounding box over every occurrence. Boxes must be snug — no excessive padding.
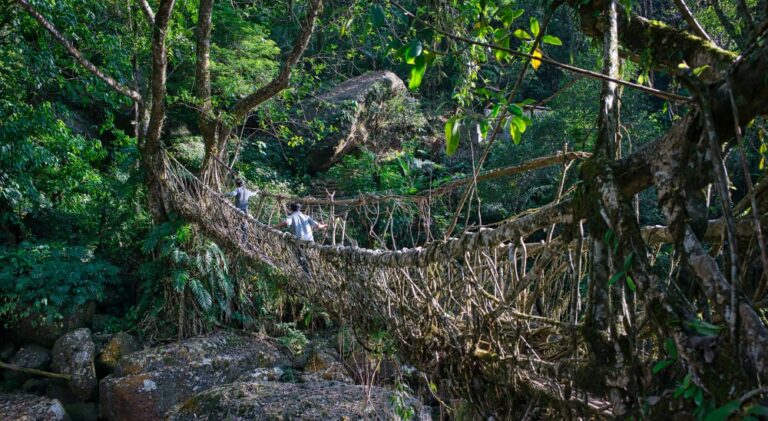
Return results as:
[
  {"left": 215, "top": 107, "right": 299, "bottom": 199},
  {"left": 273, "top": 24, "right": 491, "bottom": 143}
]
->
[
  {"left": 302, "top": 348, "right": 352, "bottom": 384},
  {"left": 166, "top": 380, "right": 432, "bottom": 420},
  {"left": 7, "top": 344, "right": 52, "bottom": 382},
  {"left": 295, "top": 71, "right": 425, "bottom": 172},
  {"left": 99, "top": 331, "right": 289, "bottom": 421},
  {"left": 21, "top": 377, "right": 49, "bottom": 394},
  {"left": 51, "top": 329, "right": 97, "bottom": 400},
  {"left": 0, "top": 393, "right": 69, "bottom": 421},
  {"left": 236, "top": 366, "right": 285, "bottom": 382},
  {"left": 96, "top": 332, "right": 141, "bottom": 374}
]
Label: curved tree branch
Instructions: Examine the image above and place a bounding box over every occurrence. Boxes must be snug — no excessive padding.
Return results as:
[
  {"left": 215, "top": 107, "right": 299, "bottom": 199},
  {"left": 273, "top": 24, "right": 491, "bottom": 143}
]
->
[
  {"left": 230, "top": 0, "right": 323, "bottom": 122},
  {"left": 673, "top": 0, "right": 714, "bottom": 44},
  {"left": 15, "top": 0, "right": 142, "bottom": 103},
  {"left": 137, "top": 0, "right": 155, "bottom": 24}
]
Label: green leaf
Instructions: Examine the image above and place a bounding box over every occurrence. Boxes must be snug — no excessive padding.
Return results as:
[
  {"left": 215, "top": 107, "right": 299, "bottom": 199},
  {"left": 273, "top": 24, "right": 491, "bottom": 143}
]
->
[
  {"left": 625, "top": 275, "right": 637, "bottom": 292},
  {"left": 665, "top": 337, "right": 678, "bottom": 359},
  {"left": 652, "top": 359, "right": 672, "bottom": 374},
  {"left": 408, "top": 55, "right": 427, "bottom": 90},
  {"left": 511, "top": 116, "right": 527, "bottom": 134},
  {"left": 445, "top": 116, "right": 461, "bottom": 156},
  {"left": 371, "top": 4, "right": 386, "bottom": 28},
  {"left": 693, "top": 65, "right": 710, "bottom": 77},
  {"left": 530, "top": 17, "right": 540, "bottom": 37},
  {"left": 542, "top": 35, "right": 562, "bottom": 46},
  {"left": 490, "top": 103, "right": 502, "bottom": 118},
  {"left": 507, "top": 103, "right": 523, "bottom": 116},
  {"left": 705, "top": 400, "right": 741, "bottom": 421},
  {"left": 694, "top": 389, "right": 704, "bottom": 406},
  {"left": 519, "top": 98, "right": 536, "bottom": 106},
  {"left": 682, "top": 373, "right": 691, "bottom": 389},
  {"left": 608, "top": 271, "right": 625, "bottom": 286},
  {"left": 513, "top": 29, "right": 532, "bottom": 40},
  {"left": 404, "top": 39, "right": 423, "bottom": 64},
  {"left": 687, "top": 319, "right": 722, "bottom": 336},
  {"left": 499, "top": 9, "right": 525, "bottom": 27},
  {"left": 495, "top": 37, "right": 511, "bottom": 62},
  {"left": 509, "top": 123, "right": 522, "bottom": 145}
]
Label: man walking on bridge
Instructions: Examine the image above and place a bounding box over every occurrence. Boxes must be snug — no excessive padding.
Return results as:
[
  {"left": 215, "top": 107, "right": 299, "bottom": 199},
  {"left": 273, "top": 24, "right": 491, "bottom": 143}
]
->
[
  {"left": 275, "top": 203, "right": 327, "bottom": 242},
  {"left": 275, "top": 203, "right": 327, "bottom": 275},
  {"left": 225, "top": 178, "right": 258, "bottom": 214}
]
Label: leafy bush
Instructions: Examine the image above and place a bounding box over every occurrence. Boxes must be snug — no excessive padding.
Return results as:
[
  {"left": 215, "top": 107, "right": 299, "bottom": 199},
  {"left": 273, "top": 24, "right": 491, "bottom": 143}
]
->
[{"left": 0, "top": 242, "right": 119, "bottom": 327}]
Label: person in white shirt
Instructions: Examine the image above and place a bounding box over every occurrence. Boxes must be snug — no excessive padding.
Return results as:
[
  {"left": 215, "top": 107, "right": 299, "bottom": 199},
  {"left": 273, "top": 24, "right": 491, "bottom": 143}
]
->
[
  {"left": 274, "top": 203, "right": 327, "bottom": 242},
  {"left": 275, "top": 203, "right": 327, "bottom": 275}
]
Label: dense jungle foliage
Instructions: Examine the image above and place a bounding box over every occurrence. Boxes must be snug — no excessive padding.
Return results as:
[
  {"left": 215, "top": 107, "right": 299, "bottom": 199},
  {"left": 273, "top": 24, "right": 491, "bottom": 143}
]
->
[{"left": 2, "top": 0, "right": 768, "bottom": 418}]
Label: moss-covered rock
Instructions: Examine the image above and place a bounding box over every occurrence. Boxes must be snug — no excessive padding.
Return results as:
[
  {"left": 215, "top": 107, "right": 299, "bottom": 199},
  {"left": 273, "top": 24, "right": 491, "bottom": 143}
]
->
[
  {"left": 99, "top": 331, "right": 289, "bottom": 421},
  {"left": 0, "top": 393, "right": 68, "bottom": 421}
]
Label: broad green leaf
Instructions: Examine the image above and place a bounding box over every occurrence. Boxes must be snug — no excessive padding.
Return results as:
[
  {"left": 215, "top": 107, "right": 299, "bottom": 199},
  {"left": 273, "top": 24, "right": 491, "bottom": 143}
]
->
[
  {"left": 682, "top": 373, "right": 691, "bottom": 389},
  {"left": 404, "top": 39, "right": 423, "bottom": 64},
  {"left": 490, "top": 103, "right": 502, "bottom": 118},
  {"left": 499, "top": 9, "right": 525, "bottom": 27},
  {"left": 509, "top": 123, "right": 522, "bottom": 145},
  {"left": 652, "top": 359, "right": 672, "bottom": 374},
  {"left": 495, "top": 37, "right": 511, "bottom": 62},
  {"left": 511, "top": 116, "right": 527, "bottom": 134},
  {"left": 507, "top": 103, "right": 523, "bottom": 116},
  {"left": 608, "top": 271, "right": 625, "bottom": 286},
  {"left": 520, "top": 98, "right": 536, "bottom": 106},
  {"left": 542, "top": 34, "right": 562, "bottom": 46},
  {"left": 479, "top": 120, "right": 490, "bottom": 139},
  {"left": 694, "top": 389, "right": 704, "bottom": 406},
  {"left": 530, "top": 17, "right": 540, "bottom": 37},
  {"left": 625, "top": 275, "right": 637, "bottom": 292},
  {"left": 513, "top": 29, "right": 532, "bottom": 40},
  {"left": 408, "top": 55, "right": 427, "bottom": 90},
  {"left": 445, "top": 117, "right": 461, "bottom": 156},
  {"left": 705, "top": 400, "right": 741, "bottom": 421},
  {"left": 371, "top": 4, "right": 386, "bottom": 28},
  {"left": 687, "top": 319, "right": 722, "bottom": 336}
]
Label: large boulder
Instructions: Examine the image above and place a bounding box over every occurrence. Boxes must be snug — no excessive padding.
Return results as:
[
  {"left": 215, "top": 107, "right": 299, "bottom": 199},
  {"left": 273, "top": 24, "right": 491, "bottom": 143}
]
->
[
  {"left": 99, "top": 331, "right": 289, "bottom": 421},
  {"left": 0, "top": 393, "right": 68, "bottom": 421},
  {"left": 12, "top": 303, "right": 95, "bottom": 347},
  {"left": 296, "top": 71, "right": 426, "bottom": 172},
  {"left": 96, "top": 332, "right": 141, "bottom": 374},
  {"left": 51, "top": 329, "right": 97, "bottom": 400},
  {"left": 6, "top": 344, "right": 51, "bottom": 382},
  {"left": 166, "top": 380, "right": 432, "bottom": 420}
]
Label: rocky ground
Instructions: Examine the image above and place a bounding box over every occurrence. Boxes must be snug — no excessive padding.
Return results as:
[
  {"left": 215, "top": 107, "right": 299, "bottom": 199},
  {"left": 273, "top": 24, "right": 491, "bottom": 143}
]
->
[{"left": 1, "top": 309, "right": 433, "bottom": 420}]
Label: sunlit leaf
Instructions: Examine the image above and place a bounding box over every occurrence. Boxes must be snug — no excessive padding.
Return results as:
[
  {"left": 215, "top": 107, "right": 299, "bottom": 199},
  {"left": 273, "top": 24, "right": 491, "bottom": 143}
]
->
[
  {"left": 530, "top": 17, "right": 540, "bottom": 37},
  {"left": 531, "top": 48, "right": 543, "bottom": 70},
  {"left": 404, "top": 39, "right": 423, "bottom": 64},
  {"left": 513, "top": 29, "right": 532, "bottom": 40},
  {"left": 542, "top": 34, "right": 562, "bottom": 45},
  {"left": 408, "top": 55, "right": 427, "bottom": 89}
]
